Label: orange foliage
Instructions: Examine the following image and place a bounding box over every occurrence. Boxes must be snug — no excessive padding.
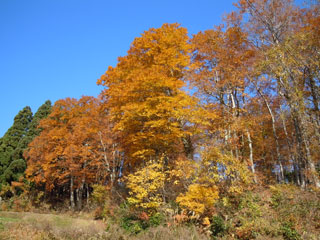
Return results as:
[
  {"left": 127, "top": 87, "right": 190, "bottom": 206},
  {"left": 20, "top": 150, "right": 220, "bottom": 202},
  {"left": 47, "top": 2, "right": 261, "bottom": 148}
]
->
[
  {"left": 98, "top": 23, "right": 197, "bottom": 167},
  {"left": 25, "top": 96, "right": 117, "bottom": 192}
]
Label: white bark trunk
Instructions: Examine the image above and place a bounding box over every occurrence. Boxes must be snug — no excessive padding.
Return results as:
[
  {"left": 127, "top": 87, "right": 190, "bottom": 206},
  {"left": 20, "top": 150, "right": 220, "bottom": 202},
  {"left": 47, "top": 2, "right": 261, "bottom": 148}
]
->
[{"left": 246, "top": 130, "right": 257, "bottom": 183}]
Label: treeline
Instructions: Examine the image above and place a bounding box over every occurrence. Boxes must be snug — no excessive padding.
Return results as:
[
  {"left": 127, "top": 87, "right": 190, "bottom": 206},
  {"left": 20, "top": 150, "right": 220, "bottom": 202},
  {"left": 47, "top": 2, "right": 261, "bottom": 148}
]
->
[{"left": 0, "top": 0, "right": 319, "bottom": 221}]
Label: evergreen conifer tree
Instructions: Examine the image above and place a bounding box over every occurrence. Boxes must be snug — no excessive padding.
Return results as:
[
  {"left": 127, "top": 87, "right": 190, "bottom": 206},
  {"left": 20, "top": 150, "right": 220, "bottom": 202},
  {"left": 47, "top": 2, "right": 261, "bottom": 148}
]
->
[
  {"left": 0, "top": 106, "right": 33, "bottom": 184},
  {"left": 12, "top": 100, "right": 52, "bottom": 162}
]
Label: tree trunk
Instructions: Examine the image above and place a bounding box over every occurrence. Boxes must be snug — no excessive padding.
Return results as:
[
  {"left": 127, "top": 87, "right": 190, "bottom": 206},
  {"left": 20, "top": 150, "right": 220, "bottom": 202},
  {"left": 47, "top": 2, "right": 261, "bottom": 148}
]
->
[
  {"left": 182, "top": 135, "right": 194, "bottom": 160},
  {"left": 292, "top": 113, "right": 307, "bottom": 188},
  {"left": 246, "top": 129, "right": 257, "bottom": 183},
  {"left": 307, "top": 74, "right": 320, "bottom": 123},
  {"left": 299, "top": 113, "right": 320, "bottom": 188},
  {"left": 230, "top": 92, "right": 240, "bottom": 159},
  {"left": 70, "top": 176, "right": 75, "bottom": 209},
  {"left": 76, "top": 187, "right": 82, "bottom": 210},
  {"left": 280, "top": 112, "right": 300, "bottom": 185},
  {"left": 86, "top": 183, "right": 90, "bottom": 205}
]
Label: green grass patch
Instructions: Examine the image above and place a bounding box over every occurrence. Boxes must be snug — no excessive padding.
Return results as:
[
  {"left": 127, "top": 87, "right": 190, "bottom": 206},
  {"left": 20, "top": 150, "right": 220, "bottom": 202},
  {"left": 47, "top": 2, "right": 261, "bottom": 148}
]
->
[{"left": 0, "top": 216, "right": 20, "bottom": 223}]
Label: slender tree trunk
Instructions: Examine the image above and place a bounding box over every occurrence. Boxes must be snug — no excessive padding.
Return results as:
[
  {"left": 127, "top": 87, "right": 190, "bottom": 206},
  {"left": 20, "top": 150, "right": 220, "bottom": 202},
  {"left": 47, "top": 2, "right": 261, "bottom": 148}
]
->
[
  {"left": 76, "top": 189, "right": 79, "bottom": 210},
  {"left": 246, "top": 129, "right": 257, "bottom": 183},
  {"left": 111, "top": 144, "right": 117, "bottom": 189},
  {"left": 307, "top": 74, "right": 320, "bottom": 122},
  {"left": 299, "top": 113, "right": 320, "bottom": 188},
  {"left": 86, "top": 183, "right": 90, "bottom": 205},
  {"left": 77, "top": 179, "right": 85, "bottom": 210},
  {"left": 99, "top": 131, "right": 110, "bottom": 172},
  {"left": 280, "top": 112, "right": 300, "bottom": 185},
  {"left": 234, "top": 132, "right": 240, "bottom": 160},
  {"left": 225, "top": 92, "right": 233, "bottom": 155},
  {"left": 76, "top": 186, "right": 83, "bottom": 210},
  {"left": 292, "top": 114, "right": 307, "bottom": 188},
  {"left": 70, "top": 176, "right": 75, "bottom": 209},
  {"left": 230, "top": 92, "right": 240, "bottom": 159}
]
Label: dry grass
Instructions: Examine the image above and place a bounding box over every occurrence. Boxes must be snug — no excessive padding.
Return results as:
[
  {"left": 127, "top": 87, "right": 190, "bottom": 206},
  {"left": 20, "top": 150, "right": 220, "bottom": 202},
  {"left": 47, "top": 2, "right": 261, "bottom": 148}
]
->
[
  {"left": 0, "top": 211, "right": 209, "bottom": 240},
  {"left": 126, "top": 225, "right": 209, "bottom": 240},
  {"left": 0, "top": 211, "right": 106, "bottom": 240}
]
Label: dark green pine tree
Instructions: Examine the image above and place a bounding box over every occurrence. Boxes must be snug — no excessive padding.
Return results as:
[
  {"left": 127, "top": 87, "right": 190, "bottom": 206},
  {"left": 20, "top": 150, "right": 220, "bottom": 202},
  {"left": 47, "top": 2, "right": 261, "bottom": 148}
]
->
[{"left": 0, "top": 106, "right": 33, "bottom": 185}]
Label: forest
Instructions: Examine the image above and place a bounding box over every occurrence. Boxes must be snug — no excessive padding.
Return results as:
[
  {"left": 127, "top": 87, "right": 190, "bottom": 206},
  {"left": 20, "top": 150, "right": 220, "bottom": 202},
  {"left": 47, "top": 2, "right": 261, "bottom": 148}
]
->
[{"left": 0, "top": 0, "right": 319, "bottom": 239}]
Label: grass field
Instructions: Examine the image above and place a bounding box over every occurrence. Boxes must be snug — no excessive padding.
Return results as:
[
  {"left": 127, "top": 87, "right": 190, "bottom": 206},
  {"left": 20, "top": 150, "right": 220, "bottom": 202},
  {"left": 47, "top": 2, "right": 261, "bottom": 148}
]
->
[
  {"left": 0, "top": 211, "right": 107, "bottom": 240},
  {"left": 0, "top": 211, "right": 208, "bottom": 240}
]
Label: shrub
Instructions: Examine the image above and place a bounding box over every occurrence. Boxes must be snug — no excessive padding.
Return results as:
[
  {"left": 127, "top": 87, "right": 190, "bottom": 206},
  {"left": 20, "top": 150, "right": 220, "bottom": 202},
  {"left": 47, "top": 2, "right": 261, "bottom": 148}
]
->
[
  {"left": 238, "top": 192, "right": 262, "bottom": 219},
  {"left": 210, "top": 215, "right": 227, "bottom": 238},
  {"left": 120, "top": 214, "right": 144, "bottom": 234},
  {"left": 176, "top": 183, "right": 219, "bottom": 217},
  {"left": 280, "top": 221, "right": 301, "bottom": 240},
  {"left": 91, "top": 184, "right": 109, "bottom": 205},
  {"left": 126, "top": 159, "right": 166, "bottom": 213},
  {"left": 149, "top": 212, "right": 165, "bottom": 227}
]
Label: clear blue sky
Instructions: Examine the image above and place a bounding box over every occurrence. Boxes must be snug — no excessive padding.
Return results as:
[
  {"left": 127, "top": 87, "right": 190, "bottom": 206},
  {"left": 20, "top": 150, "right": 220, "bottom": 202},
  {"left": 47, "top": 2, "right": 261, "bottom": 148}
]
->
[{"left": 0, "top": 0, "right": 238, "bottom": 137}]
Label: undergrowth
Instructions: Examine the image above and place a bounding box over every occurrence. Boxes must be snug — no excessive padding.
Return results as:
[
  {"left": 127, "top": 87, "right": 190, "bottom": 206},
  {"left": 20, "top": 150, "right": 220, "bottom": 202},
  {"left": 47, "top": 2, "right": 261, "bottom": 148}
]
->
[{"left": 0, "top": 184, "right": 319, "bottom": 239}]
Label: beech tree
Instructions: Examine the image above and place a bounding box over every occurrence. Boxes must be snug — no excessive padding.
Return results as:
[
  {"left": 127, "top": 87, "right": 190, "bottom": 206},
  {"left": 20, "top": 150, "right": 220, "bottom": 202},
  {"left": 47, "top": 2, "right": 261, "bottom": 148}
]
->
[
  {"left": 98, "top": 23, "right": 197, "bottom": 168},
  {"left": 188, "top": 16, "right": 259, "bottom": 181},
  {"left": 25, "top": 96, "right": 117, "bottom": 209}
]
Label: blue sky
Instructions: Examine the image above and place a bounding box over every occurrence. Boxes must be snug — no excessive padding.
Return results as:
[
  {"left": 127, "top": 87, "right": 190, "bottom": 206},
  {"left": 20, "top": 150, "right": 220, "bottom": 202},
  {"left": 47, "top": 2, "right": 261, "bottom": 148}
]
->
[{"left": 0, "top": 0, "right": 237, "bottom": 136}]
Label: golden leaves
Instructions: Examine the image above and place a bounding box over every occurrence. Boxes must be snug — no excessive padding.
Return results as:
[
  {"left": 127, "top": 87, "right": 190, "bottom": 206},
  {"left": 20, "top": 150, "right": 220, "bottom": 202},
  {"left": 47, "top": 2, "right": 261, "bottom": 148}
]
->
[
  {"left": 98, "top": 23, "right": 196, "bottom": 165},
  {"left": 126, "top": 159, "right": 166, "bottom": 212},
  {"left": 176, "top": 183, "right": 219, "bottom": 216},
  {"left": 174, "top": 147, "right": 252, "bottom": 217}
]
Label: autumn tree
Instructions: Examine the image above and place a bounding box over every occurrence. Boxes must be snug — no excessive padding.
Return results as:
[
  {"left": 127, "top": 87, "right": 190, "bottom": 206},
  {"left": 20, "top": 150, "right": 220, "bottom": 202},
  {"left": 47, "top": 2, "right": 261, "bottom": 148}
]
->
[
  {"left": 188, "top": 15, "right": 260, "bottom": 182},
  {"left": 25, "top": 96, "right": 117, "bottom": 209},
  {"left": 98, "top": 23, "right": 197, "bottom": 169}
]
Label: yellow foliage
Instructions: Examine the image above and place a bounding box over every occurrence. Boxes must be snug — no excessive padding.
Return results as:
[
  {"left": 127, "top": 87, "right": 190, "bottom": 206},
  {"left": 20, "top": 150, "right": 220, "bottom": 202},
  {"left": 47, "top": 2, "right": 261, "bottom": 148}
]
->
[
  {"left": 174, "top": 146, "right": 252, "bottom": 217},
  {"left": 202, "top": 217, "right": 211, "bottom": 226},
  {"left": 169, "top": 156, "right": 197, "bottom": 187},
  {"left": 202, "top": 146, "right": 252, "bottom": 194},
  {"left": 126, "top": 159, "right": 166, "bottom": 212},
  {"left": 176, "top": 183, "right": 219, "bottom": 216}
]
